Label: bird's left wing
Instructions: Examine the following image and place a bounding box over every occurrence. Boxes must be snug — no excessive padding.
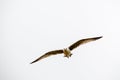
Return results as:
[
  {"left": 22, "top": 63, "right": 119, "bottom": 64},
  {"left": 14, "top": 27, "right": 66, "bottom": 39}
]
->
[
  {"left": 30, "top": 49, "right": 63, "bottom": 64},
  {"left": 68, "top": 36, "right": 102, "bottom": 51}
]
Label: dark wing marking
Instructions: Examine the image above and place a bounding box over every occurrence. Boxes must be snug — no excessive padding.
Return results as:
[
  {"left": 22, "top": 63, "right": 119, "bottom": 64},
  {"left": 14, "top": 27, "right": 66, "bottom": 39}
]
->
[
  {"left": 30, "top": 49, "right": 63, "bottom": 64},
  {"left": 69, "top": 36, "right": 102, "bottom": 51}
]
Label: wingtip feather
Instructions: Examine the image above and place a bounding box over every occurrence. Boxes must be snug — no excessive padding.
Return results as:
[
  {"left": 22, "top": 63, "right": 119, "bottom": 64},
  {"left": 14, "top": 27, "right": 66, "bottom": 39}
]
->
[
  {"left": 30, "top": 61, "right": 35, "bottom": 64},
  {"left": 94, "top": 36, "right": 103, "bottom": 40},
  {"left": 30, "top": 59, "right": 39, "bottom": 64}
]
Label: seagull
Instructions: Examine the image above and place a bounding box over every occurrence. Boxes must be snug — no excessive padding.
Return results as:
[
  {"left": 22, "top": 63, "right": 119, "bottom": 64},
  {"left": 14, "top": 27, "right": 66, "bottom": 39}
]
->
[{"left": 30, "top": 36, "right": 102, "bottom": 64}]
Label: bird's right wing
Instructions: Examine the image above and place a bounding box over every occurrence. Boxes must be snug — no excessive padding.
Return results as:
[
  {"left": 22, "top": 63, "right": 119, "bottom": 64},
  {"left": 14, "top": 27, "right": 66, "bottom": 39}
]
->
[{"left": 30, "top": 49, "right": 63, "bottom": 64}]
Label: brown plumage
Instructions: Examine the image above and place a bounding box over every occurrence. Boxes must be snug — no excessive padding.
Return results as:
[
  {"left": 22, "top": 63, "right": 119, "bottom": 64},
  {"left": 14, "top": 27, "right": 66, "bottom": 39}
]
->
[
  {"left": 30, "top": 36, "right": 102, "bottom": 64},
  {"left": 68, "top": 36, "right": 102, "bottom": 50},
  {"left": 30, "top": 50, "right": 63, "bottom": 64}
]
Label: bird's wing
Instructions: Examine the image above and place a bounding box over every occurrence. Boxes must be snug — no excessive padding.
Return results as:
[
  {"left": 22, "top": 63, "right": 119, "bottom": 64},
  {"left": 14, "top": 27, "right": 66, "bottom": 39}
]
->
[
  {"left": 30, "top": 49, "right": 63, "bottom": 64},
  {"left": 68, "top": 36, "right": 102, "bottom": 51}
]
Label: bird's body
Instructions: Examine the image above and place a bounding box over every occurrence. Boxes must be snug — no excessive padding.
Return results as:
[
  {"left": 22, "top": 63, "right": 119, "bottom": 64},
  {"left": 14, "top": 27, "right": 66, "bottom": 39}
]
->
[
  {"left": 63, "top": 48, "right": 72, "bottom": 58},
  {"left": 30, "top": 36, "right": 102, "bottom": 64}
]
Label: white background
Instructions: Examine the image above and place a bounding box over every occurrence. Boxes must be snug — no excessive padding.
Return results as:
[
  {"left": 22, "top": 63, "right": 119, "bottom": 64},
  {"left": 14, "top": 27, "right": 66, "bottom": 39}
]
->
[{"left": 1, "top": 0, "right": 120, "bottom": 80}]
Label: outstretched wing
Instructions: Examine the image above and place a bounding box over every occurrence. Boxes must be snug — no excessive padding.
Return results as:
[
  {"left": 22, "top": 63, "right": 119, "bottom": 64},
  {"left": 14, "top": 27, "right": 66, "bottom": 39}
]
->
[
  {"left": 30, "top": 49, "right": 63, "bottom": 64},
  {"left": 69, "top": 36, "right": 102, "bottom": 51}
]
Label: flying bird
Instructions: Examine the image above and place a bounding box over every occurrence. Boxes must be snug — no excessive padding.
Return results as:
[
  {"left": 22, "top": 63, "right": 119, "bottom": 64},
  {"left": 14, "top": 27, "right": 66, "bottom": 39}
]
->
[{"left": 30, "top": 36, "right": 102, "bottom": 64}]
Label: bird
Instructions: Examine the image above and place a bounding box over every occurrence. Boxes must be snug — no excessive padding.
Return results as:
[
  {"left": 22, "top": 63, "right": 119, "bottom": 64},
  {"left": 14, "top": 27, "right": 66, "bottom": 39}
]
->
[{"left": 30, "top": 36, "right": 102, "bottom": 64}]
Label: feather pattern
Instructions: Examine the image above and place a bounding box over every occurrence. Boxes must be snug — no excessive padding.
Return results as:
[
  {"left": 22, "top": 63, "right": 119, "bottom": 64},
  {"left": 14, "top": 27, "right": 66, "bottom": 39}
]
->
[
  {"left": 30, "top": 50, "right": 63, "bottom": 64},
  {"left": 69, "top": 36, "right": 102, "bottom": 50}
]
